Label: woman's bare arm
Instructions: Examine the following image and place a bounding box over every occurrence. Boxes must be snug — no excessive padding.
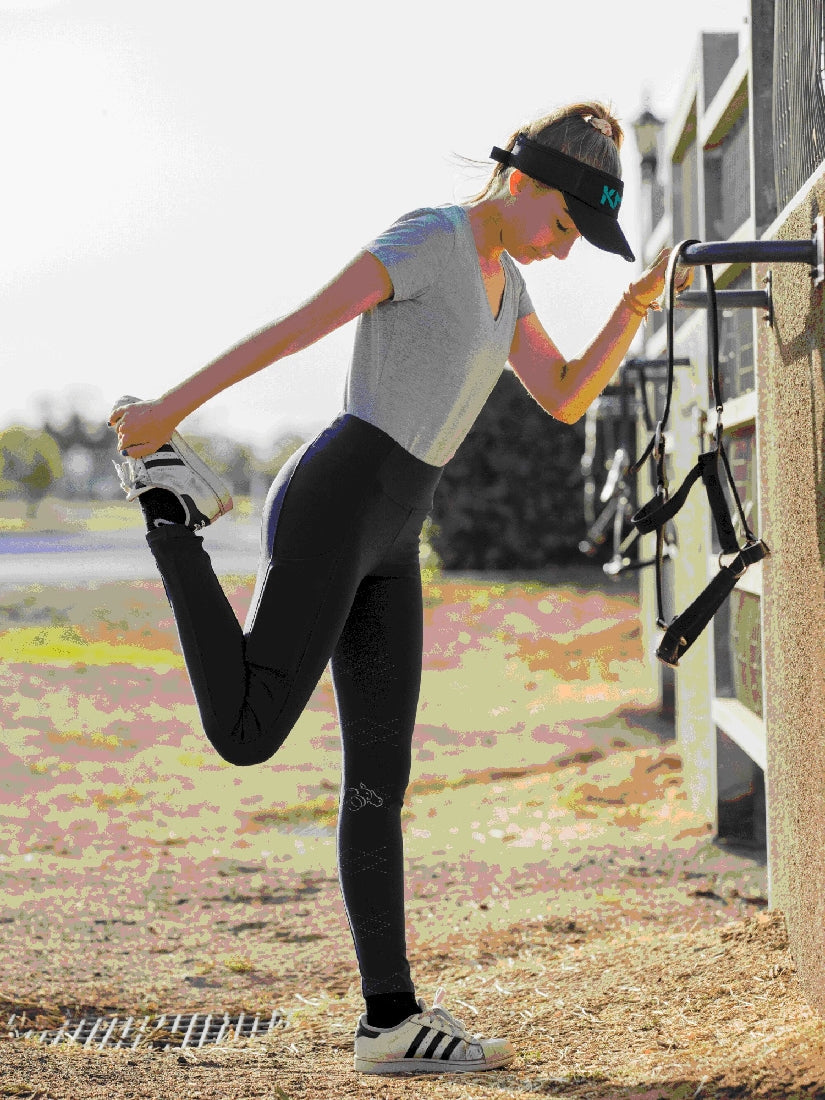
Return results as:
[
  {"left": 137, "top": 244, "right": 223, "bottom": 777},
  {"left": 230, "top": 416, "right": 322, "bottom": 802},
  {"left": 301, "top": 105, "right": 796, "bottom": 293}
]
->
[
  {"left": 507, "top": 297, "right": 645, "bottom": 425},
  {"left": 507, "top": 248, "right": 686, "bottom": 424},
  {"left": 110, "top": 251, "right": 393, "bottom": 457}
]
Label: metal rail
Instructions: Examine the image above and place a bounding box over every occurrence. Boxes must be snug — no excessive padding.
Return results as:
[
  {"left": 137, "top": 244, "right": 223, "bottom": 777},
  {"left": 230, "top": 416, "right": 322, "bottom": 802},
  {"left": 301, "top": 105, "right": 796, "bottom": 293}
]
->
[
  {"left": 624, "top": 358, "right": 692, "bottom": 369},
  {"left": 678, "top": 215, "right": 824, "bottom": 286},
  {"left": 681, "top": 240, "right": 814, "bottom": 266},
  {"left": 675, "top": 290, "right": 770, "bottom": 309}
]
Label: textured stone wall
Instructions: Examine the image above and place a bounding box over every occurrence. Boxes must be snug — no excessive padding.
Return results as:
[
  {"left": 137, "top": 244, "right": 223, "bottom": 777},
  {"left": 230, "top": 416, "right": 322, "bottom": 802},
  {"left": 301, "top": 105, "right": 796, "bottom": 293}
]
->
[{"left": 756, "top": 171, "right": 825, "bottom": 1014}]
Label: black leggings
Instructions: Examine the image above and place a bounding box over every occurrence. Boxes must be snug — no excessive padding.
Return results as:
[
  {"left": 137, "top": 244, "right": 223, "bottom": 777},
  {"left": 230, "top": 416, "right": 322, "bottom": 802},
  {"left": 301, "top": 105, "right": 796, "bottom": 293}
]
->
[{"left": 146, "top": 414, "right": 442, "bottom": 997}]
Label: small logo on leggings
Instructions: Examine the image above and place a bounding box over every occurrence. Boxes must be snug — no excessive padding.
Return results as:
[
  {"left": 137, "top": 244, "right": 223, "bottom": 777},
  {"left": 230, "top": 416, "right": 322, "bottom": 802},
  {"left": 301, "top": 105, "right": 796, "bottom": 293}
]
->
[{"left": 345, "top": 783, "right": 384, "bottom": 811}]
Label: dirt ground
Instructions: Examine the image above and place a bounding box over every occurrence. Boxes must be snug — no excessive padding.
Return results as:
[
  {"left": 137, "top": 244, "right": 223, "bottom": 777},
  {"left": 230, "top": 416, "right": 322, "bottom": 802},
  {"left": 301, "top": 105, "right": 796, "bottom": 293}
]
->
[
  {"left": 1, "top": 569, "right": 823, "bottom": 1099},
  {"left": 1, "top": 852, "right": 819, "bottom": 1100}
]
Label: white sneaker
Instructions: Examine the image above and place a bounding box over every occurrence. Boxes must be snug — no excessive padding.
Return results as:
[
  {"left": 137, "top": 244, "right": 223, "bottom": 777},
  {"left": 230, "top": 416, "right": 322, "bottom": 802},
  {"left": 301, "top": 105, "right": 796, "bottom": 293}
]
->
[
  {"left": 353, "top": 988, "right": 514, "bottom": 1075},
  {"left": 111, "top": 395, "right": 233, "bottom": 530}
]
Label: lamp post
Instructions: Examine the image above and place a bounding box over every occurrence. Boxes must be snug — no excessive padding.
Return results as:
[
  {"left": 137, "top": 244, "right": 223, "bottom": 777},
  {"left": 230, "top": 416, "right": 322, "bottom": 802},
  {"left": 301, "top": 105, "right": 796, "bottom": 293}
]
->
[
  {"left": 632, "top": 106, "right": 664, "bottom": 178},
  {"left": 632, "top": 105, "right": 665, "bottom": 246}
]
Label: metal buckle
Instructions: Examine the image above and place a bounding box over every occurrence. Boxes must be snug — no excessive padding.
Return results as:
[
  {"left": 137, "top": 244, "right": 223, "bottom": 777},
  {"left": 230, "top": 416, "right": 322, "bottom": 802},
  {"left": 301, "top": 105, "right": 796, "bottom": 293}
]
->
[
  {"left": 718, "top": 549, "right": 747, "bottom": 579},
  {"left": 653, "top": 422, "right": 664, "bottom": 463},
  {"left": 714, "top": 407, "right": 724, "bottom": 450}
]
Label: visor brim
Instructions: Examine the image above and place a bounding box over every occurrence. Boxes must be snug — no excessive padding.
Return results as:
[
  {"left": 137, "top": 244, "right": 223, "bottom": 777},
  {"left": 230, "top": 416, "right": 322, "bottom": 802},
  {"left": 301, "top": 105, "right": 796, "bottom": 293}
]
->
[{"left": 563, "top": 192, "right": 636, "bottom": 263}]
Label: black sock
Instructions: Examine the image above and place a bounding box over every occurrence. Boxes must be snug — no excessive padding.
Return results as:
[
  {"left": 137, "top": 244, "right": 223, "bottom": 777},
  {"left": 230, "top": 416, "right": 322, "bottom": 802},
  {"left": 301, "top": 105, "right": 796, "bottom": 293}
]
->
[
  {"left": 365, "top": 992, "right": 420, "bottom": 1029},
  {"left": 138, "top": 488, "right": 187, "bottom": 530}
]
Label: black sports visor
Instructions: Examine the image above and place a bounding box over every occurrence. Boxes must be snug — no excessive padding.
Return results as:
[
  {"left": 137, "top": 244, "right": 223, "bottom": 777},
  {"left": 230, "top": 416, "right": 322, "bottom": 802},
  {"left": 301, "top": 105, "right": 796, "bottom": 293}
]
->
[{"left": 490, "top": 133, "right": 635, "bottom": 262}]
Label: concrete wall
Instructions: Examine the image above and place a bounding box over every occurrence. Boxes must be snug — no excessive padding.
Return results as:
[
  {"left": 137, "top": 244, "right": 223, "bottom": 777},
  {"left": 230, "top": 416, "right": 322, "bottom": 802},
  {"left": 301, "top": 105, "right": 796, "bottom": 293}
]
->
[
  {"left": 757, "top": 170, "right": 825, "bottom": 1014},
  {"left": 634, "top": 11, "right": 825, "bottom": 1016}
]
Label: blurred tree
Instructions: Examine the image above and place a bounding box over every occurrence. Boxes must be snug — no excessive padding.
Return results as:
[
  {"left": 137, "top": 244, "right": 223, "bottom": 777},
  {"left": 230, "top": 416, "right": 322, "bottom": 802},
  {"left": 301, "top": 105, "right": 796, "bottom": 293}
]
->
[
  {"left": 430, "top": 370, "right": 586, "bottom": 570},
  {"left": 185, "top": 435, "right": 256, "bottom": 496},
  {"left": 44, "top": 411, "right": 113, "bottom": 498},
  {"left": 0, "top": 427, "right": 64, "bottom": 517},
  {"left": 185, "top": 431, "right": 307, "bottom": 499},
  {"left": 263, "top": 433, "right": 306, "bottom": 476}
]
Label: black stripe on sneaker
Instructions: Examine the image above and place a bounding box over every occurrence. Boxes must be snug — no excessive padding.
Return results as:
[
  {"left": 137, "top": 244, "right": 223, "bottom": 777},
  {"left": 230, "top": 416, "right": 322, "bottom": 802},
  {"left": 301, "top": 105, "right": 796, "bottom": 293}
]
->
[
  {"left": 144, "top": 457, "right": 186, "bottom": 469},
  {"left": 404, "top": 1026, "right": 433, "bottom": 1058},
  {"left": 423, "top": 1030, "right": 449, "bottom": 1059},
  {"left": 441, "top": 1036, "right": 462, "bottom": 1060}
]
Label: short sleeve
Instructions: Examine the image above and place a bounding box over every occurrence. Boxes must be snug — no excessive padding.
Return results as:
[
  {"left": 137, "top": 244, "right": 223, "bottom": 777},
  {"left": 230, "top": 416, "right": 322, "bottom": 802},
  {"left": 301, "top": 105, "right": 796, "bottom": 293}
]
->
[
  {"left": 364, "top": 207, "right": 456, "bottom": 302},
  {"left": 517, "top": 281, "right": 535, "bottom": 319}
]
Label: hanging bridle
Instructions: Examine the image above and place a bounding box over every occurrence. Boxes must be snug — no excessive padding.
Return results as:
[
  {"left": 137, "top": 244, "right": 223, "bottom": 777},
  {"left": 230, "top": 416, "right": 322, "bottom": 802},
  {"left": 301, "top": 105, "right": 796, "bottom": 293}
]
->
[
  {"left": 579, "top": 364, "right": 677, "bottom": 577},
  {"left": 628, "top": 241, "right": 770, "bottom": 667}
]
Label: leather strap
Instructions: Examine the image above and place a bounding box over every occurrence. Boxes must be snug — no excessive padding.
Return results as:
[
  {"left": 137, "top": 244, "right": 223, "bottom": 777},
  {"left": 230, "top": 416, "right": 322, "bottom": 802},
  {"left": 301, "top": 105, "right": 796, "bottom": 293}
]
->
[
  {"left": 656, "top": 540, "right": 770, "bottom": 666},
  {"left": 626, "top": 243, "right": 770, "bottom": 664}
]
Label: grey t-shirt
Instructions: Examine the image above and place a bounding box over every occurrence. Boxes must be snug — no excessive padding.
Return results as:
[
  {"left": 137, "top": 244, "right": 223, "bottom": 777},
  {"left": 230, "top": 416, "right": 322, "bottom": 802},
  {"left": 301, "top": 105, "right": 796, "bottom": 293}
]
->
[{"left": 343, "top": 205, "right": 535, "bottom": 467}]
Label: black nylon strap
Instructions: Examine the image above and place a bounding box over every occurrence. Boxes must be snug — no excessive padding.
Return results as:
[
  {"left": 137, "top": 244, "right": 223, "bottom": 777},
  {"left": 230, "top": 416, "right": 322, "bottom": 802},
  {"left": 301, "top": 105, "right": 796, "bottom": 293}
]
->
[
  {"left": 657, "top": 567, "right": 740, "bottom": 666},
  {"left": 627, "top": 241, "right": 770, "bottom": 660},
  {"left": 718, "top": 438, "right": 757, "bottom": 544},
  {"left": 634, "top": 448, "right": 742, "bottom": 547},
  {"left": 585, "top": 366, "right": 670, "bottom": 580},
  {"left": 663, "top": 242, "right": 702, "bottom": 434},
  {"left": 633, "top": 462, "right": 703, "bottom": 535},
  {"left": 701, "top": 446, "right": 740, "bottom": 554},
  {"left": 653, "top": 509, "right": 673, "bottom": 628},
  {"left": 627, "top": 361, "right": 656, "bottom": 476},
  {"left": 656, "top": 540, "right": 770, "bottom": 666}
]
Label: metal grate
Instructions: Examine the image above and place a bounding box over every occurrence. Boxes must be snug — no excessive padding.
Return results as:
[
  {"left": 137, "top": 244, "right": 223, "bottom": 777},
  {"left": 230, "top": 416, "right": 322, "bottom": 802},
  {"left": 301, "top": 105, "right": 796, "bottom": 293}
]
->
[
  {"left": 705, "top": 110, "right": 752, "bottom": 242},
  {"left": 671, "top": 139, "right": 700, "bottom": 332},
  {"left": 6, "top": 1010, "right": 283, "bottom": 1050},
  {"left": 719, "top": 110, "right": 752, "bottom": 237},
  {"left": 707, "top": 424, "right": 758, "bottom": 556},
  {"left": 717, "top": 270, "right": 756, "bottom": 400},
  {"left": 672, "top": 142, "right": 701, "bottom": 244},
  {"left": 773, "top": 0, "right": 825, "bottom": 209}
]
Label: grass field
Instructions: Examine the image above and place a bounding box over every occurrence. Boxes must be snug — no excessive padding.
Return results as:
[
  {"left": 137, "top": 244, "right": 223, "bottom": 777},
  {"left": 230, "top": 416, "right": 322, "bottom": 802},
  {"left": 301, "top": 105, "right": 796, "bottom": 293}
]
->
[
  {"left": 0, "top": 495, "right": 260, "bottom": 534},
  {"left": 0, "top": 567, "right": 665, "bottom": 892}
]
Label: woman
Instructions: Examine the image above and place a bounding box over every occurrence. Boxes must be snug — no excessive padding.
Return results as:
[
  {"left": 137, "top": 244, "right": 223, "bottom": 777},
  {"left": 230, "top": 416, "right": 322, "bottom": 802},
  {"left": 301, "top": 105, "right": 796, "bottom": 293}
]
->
[{"left": 109, "top": 101, "right": 689, "bottom": 1076}]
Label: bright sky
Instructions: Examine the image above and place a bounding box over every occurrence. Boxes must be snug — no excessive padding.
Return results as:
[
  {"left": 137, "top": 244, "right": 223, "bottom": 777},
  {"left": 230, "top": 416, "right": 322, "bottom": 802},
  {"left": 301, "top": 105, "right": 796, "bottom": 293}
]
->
[{"left": 1, "top": 0, "right": 748, "bottom": 451}]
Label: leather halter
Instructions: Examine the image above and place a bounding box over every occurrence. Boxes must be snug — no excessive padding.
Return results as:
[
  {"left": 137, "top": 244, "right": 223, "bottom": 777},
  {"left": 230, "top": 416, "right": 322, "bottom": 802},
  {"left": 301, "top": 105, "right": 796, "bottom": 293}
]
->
[{"left": 627, "top": 241, "right": 770, "bottom": 667}]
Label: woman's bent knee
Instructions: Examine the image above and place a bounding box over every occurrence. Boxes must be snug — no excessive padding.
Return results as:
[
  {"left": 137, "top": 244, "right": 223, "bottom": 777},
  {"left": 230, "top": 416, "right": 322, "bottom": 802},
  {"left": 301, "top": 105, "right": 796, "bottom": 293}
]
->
[
  {"left": 203, "top": 709, "right": 293, "bottom": 768},
  {"left": 208, "top": 740, "right": 274, "bottom": 767},
  {"left": 199, "top": 663, "right": 301, "bottom": 766}
]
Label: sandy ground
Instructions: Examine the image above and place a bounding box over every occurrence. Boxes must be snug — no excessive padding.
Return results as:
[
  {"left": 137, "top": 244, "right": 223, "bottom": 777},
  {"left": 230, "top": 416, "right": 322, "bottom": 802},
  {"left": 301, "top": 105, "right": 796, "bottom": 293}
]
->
[{"left": 0, "top": 567, "right": 823, "bottom": 1098}]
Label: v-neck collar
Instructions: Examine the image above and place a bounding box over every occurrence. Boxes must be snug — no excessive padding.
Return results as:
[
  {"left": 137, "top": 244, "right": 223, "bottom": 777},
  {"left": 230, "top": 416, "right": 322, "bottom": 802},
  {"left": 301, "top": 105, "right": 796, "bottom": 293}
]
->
[{"left": 455, "top": 205, "right": 509, "bottom": 326}]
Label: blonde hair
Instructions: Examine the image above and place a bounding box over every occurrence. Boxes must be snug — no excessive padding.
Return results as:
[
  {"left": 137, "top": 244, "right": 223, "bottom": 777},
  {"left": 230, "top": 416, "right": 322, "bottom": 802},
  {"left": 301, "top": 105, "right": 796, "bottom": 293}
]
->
[{"left": 472, "top": 101, "right": 624, "bottom": 201}]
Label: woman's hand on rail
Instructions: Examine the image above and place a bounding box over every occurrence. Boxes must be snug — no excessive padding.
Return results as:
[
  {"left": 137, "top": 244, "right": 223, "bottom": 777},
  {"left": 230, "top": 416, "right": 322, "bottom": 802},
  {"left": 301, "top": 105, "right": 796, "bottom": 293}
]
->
[{"left": 627, "top": 247, "right": 694, "bottom": 312}]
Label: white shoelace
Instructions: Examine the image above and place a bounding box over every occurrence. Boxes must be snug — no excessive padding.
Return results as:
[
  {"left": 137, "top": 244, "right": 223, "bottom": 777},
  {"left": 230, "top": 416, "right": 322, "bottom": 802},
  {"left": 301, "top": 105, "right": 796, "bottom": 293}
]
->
[
  {"left": 112, "top": 456, "right": 150, "bottom": 502},
  {"left": 421, "top": 988, "right": 474, "bottom": 1041}
]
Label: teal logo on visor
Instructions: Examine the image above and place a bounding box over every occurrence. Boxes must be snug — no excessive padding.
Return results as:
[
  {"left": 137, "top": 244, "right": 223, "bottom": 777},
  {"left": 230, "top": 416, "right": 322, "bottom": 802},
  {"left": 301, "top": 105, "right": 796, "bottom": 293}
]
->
[{"left": 601, "top": 186, "right": 621, "bottom": 210}]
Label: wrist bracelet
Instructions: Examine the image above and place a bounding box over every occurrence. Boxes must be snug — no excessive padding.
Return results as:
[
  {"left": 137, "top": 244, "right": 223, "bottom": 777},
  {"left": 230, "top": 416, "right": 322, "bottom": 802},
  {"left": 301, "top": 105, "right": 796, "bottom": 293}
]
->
[{"left": 622, "top": 289, "right": 650, "bottom": 318}]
